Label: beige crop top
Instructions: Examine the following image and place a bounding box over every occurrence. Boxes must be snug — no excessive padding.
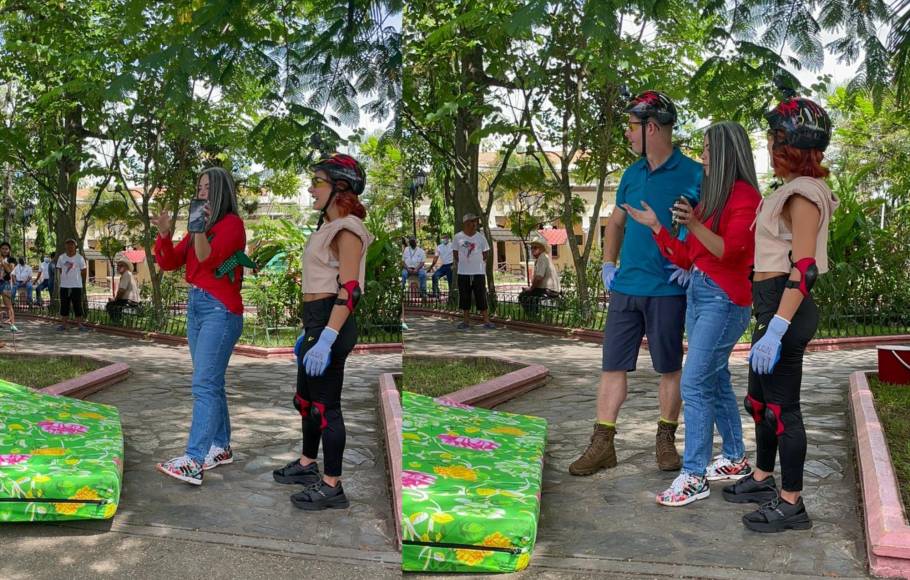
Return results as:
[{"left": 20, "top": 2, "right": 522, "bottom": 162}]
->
[
  {"left": 752, "top": 177, "right": 839, "bottom": 274},
  {"left": 302, "top": 215, "right": 373, "bottom": 294}
]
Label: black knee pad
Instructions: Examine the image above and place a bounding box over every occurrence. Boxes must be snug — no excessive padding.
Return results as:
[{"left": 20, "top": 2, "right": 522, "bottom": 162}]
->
[{"left": 763, "top": 402, "right": 802, "bottom": 437}]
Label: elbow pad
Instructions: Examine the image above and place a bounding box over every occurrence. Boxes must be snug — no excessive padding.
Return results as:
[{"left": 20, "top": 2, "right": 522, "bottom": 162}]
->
[
  {"left": 785, "top": 255, "right": 818, "bottom": 297},
  {"left": 335, "top": 279, "right": 362, "bottom": 313}
]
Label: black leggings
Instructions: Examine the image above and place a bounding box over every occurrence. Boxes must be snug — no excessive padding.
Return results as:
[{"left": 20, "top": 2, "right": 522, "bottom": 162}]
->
[
  {"left": 747, "top": 276, "right": 818, "bottom": 492},
  {"left": 295, "top": 297, "right": 357, "bottom": 477}
]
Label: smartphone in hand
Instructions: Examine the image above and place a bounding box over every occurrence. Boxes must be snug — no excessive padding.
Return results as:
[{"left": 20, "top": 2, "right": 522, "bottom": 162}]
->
[{"left": 188, "top": 199, "right": 208, "bottom": 233}]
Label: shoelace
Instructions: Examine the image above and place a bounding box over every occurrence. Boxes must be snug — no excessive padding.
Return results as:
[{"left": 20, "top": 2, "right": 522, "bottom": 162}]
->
[{"left": 669, "top": 473, "right": 698, "bottom": 493}]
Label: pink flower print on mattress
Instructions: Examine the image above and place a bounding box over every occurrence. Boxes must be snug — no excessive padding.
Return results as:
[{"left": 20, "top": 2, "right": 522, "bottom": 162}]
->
[
  {"left": 37, "top": 421, "right": 88, "bottom": 435},
  {"left": 437, "top": 434, "right": 500, "bottom": 451}
]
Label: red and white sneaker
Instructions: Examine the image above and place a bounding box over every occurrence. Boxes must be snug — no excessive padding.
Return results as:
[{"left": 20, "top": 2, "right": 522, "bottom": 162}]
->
[
  {"left": 656, "top": 472, "right": 710, "bottom": 507},
  {"left": 156, "top": 455, "right": 204, "bottom": 486},
  {"left": 706, "top": 454, "right": 753, "bottom": 481},
  {"left": 203, "top": 445, "right": 234, "bottom": 470}
]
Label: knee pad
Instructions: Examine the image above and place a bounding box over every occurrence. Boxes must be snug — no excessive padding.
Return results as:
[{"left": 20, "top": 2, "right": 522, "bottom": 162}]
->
[
  {"left": 744, "top": 394, "right": 765, "bottom": 424},
  {"left": 294, "top": 393, "right": 311, "bottom": 418},
  {"left": 309, "top": 402, "right": 329, "bottom": 431},
  {"left": 764, "top": 402, "right": 785, "bottom": 437}
]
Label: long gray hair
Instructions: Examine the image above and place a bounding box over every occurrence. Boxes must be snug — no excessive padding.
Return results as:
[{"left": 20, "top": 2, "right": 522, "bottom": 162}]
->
[
  {"left": 199, "top": 166, "right": 238, "bottom": 230},
  {"left": 699, "top": 121, "right": 759, "bottom": 233}
]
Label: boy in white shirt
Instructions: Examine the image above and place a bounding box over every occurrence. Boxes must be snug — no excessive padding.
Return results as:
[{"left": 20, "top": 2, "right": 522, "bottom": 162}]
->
[
  {"left": 453, "top": 213, "right": 495, "bottom": 330},
  {"left": 55, "top": 238, "right": 88, "bottom": 331}
]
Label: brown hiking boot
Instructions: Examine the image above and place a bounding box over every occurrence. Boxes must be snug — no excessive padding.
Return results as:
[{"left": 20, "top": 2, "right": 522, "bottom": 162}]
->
[
  {"left": 656, "top": 421, "right": 682, "bottom": 471},
  {"left": 569, "top": 424, "right": 617, "bottom": 476}
]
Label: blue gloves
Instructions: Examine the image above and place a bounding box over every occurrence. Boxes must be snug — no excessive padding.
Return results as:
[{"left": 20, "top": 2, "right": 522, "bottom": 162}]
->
[
  {"left": 602, "top": 262, "right": 617, "bottom": 292},
  {"left": 749, "top": 315, "right": 790, "bottom": 375},
  {"left": 666, "top": 264, "right": 692, "bottom": 288},
  {"left": 301, "top": 327, "right": 338, "bottom": 377}
]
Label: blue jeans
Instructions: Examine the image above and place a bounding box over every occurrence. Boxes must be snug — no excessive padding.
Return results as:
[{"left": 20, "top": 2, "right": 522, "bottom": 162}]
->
[
  {"left": 184, "top": 287, "right": 243, "bottom": 463},
  {"left": 402, "top": 268, "right": 427, "bottom": 293},
  {"left": 431, "top": 263, "right": 454, "bottom": 295},
  {"left": 680, "top": 271, "right": 751, "bottom": 477},
  {"left": 12, "top": 281, "right": 32, "bottom": 305},
  {"left": 35, "top": 279, "right": 51, "bottom": 305}
]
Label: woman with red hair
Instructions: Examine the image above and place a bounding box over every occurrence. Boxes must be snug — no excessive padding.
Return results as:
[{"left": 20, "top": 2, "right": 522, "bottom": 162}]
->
[
  {"left": 271, "top": 153, "right": 373, "bottom": 511},
  {"left": 722, "top": 95, "right": 839, "bottom": 533}
]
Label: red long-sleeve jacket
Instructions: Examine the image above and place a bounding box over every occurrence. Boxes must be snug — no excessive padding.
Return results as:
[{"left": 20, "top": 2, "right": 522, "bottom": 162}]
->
[
  {"left": 653, "top": 180, "right": 761, "bottom": 306},
  {"left": 154, "top": 213, "right": 246, "bottom": 315}
]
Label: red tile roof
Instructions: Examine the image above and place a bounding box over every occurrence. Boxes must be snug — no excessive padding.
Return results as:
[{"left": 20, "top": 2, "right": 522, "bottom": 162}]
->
[{"left": 538, "top": 228, "right": 567, "bottom": 245}]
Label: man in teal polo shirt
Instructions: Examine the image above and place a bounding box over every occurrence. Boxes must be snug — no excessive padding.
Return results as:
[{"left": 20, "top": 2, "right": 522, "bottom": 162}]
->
[{"left": 570, "top": 91, "right": 702, "bottom": 476}]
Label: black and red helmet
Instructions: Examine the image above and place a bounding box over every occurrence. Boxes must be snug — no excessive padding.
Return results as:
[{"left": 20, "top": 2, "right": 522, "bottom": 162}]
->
[
  {"left": 764, "top": 97, "right": 831, "bottom": 151},
  {"left": 625, "top": 90, "right": 678, "bottom": 126},
  {"left": 311, "top": 153, "right": 366, "bottom": 195}
]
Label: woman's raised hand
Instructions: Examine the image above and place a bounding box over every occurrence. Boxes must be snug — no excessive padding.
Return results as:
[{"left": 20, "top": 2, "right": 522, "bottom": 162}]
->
[
  {"left": 621, "top": 201, "right": 661, "bottom": 233},
  {"left": 151, "top": 209, "right": 173, "bottom": 236}
]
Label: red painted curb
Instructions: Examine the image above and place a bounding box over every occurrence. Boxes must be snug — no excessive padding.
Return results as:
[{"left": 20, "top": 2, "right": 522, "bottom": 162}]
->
[
  {"left": 378, "top": 373, "right": 403, "bottom": 550},
  {"left": 407, "top": 309, "right": 910, "bottom": 354},
  {"left": 19, "top": 313, "right": 402, "bottom": 356},
  {"left": 37, "top": 359, "right": 130, "bottom": 400},
  {"left": 850, "top": 370, "right": 910, "bottom": 578}
]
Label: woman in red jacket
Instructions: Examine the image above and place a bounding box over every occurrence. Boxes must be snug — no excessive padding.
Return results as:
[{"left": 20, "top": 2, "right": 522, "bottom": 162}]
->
[
  {"left": 152, "top": 166, "right": 247, "bottom": 486},
  {"left": 624, "top": 121, "right": 761, "bottom": 506}
]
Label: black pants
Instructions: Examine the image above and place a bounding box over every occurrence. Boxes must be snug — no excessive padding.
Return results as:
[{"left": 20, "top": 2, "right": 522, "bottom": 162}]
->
[
  {"left": 518, "top": 287, "right": 556, "bottom": 315},
  {"left": 295, "top": 297, "right": 357, "bottom": 477},
  {"left": 457, "top": 274, "right": 488, "bottom": 312},
  {"left": 106, "top": 299, "right": 139, "bottom": 321},
  {"left": 748, "top": 276, "right": 818, "bottom": 492},
  {"left": 59, "top": 287, "right": 85, "bottom": 318}
]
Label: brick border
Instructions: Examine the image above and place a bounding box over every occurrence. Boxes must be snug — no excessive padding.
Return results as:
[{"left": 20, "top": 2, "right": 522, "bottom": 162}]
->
[
  {"left": 406, "top": 308, "right": 910, "bottom": 354},
  {"left": 0, "top": 351, "right": 130, "bottom": 400},
  {"left": 377, "top": 373, "right": 402, "bottom": 550},
  {"left": 410, "top": 354, "right": 550, "bottom": 409},
  {"left": 18, "top": 312, "right": 402, "bottom": 356},
  {"left": 849, "top": 370, "right": 910, "bottom": 578}
]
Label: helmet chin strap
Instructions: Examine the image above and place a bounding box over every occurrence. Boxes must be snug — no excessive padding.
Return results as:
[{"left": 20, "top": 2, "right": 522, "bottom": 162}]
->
[{"left": 316, "top": 187, "right": 338, "bottom": 230}]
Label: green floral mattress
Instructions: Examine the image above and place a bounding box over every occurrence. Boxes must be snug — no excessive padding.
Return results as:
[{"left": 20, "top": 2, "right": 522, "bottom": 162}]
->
[
  {"left": 0, "top": 379, "right": 123, "bottom": 522},
  {"left": 401, "top": 391, "right": 548, "bottom": 573}
]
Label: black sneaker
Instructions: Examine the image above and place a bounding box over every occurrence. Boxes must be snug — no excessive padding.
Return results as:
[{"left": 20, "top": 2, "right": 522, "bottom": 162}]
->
[
  {"left": 742, "top": 495, "right": 812, "bottom": 533},
  {"left": 722, "top": 473, "right": 778, "bottom": 504},
  {"left": 272, "top": 459, "right": 321, "bottom": 485},
  {"left": 290, "top": 480, "right": 350, "bottom": 511}
]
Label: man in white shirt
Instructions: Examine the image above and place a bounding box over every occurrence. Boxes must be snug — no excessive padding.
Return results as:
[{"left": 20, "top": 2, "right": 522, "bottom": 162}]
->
[
  {"left": 453, "top": 213, "right": 494, "bottom": 330},
  {"left": 55, "top": 238, "right": 88, "bottom": 332},
  {"left": 401, "top": 237, "right": 427, "bottom": 296},
  {"left": 35, "top": 255, "right": 53, "bottom": 306},
  {"left": 428, "top": 233, "right": 454, "bottom": 298},
  {"left": 106, "top": 260, "right": 141, "bottom": 322},
  {"left": 519, "top": 239, "right": 561, "bottom": 315},
  {"left": 12, "top": 258, "right": 34, "bottom": 306}
]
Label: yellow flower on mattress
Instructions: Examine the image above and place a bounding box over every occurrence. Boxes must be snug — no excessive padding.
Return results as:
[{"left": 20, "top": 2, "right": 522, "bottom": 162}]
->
[
  {"left": 489, "top": 426, "right": 527, "bottom": 437},
  {"left": 402, "top": 433, "right": 421, "bottom": 441},
  {"left": 432, "top": 465, "right": 477, "bottom": 481},
  {"left": 482, "top": 531, "right": 512, "bottom": 549},
  {"left": 31, "top": 448, "right": 66, "bottom": 456},
  {"left": 103, "top": 503, "right": 117, "bottom": 519},
  {"left": 76, "top": 412, "right": 104, "bottom": 420},
  {"left": 455, "top": 548, "right": 490, "bottom": 566},
  {"left": 54, "top": 486, "right": 102, "bottom": 515},
  {"left": 31, "top": 474, "right": 51, "bottom": 484},
  {"left": 516, "top": 553, "right": 530, "bottom": 570}
]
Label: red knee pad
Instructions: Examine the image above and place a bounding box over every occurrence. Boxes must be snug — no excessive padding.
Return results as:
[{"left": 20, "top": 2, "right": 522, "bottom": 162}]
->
[
  {"left": 765, "top": 402, "right": 785, "bottom": 436},
  {"left": 311, "top": 401, "right": 329, "bottom": 431},
  {"left": 294, "top": 393, "right": 311, "bottom": 418},
  {"left": 744, "top": 394, "right": 765, "bottom": 423}
]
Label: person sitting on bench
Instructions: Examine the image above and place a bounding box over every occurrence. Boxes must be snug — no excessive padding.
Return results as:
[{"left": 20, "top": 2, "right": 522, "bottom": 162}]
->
[
  {"left": 519, "top": 239, "right": 560, "bottom": 314},
  {"left": 106, "top": 260, "right": 140, "bottom": 321}
]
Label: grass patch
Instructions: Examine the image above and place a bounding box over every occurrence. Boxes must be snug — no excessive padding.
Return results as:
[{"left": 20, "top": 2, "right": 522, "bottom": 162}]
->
[
  {"left": 869, "top": 375, "right": 910, "bottom": 513},
  {"left": 401, "top": 355, "right": 520, "bottom": 398},
  {"left": 0, "top": 355, "right": 104, "bottom": 390}
]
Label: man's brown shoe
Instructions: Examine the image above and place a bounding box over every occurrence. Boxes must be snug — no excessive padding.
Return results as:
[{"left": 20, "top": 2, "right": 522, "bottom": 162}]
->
[
  {"left": 569, "top": 423, "right": 617, "bottom": 476},
  {"left": 656, "top": 421, "right": 682, "bottom": 471}
]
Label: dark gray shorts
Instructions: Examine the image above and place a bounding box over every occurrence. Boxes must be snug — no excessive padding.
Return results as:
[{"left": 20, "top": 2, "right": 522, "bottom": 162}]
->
[{"left": 602, "top": 292, "right": 686, "bottom": 373}]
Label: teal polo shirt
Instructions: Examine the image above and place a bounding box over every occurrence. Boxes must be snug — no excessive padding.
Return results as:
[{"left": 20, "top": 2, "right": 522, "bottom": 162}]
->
[{"left": 612, "top": 147, "right": 702, "bottom": 297}]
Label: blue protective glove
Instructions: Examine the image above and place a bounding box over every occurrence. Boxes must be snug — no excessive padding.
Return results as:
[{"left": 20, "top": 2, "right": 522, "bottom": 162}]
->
[
  {"left": 749, "top": 315, "right": 790, "bottom": 375},
  {"left": 302, "top": 327, "right": 338, "bottom": 377},
  {"left": 602, "top": 262, "right": 617, "bottom": 292},
  {"left": 666, "top": 264, "right": 692, "bottom": 288}
]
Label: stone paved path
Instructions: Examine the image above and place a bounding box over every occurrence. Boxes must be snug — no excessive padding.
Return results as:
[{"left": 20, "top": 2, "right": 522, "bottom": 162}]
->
[
  {"left": 0, "top": 319, "right": 401, "bottom": 577},
  {"left": 405, "top": 314, "right": 877, "bottom": 579}
]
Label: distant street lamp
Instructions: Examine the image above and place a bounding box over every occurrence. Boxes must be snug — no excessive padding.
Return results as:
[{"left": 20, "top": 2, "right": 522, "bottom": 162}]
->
[{"left": 409, "top": 170, "right": 427, "bottom": 239}]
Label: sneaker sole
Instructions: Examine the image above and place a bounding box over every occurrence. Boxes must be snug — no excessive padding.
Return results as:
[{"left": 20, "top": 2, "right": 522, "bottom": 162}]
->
[
  {"left": 156, "top": 464, "right": 202, "bottom": 486},
  {"left": 291, "top": 495, "right": 350, "bottom": 510},
  {"left": 202, "top": 457, "right": 234, "bottom": 471},
  {"left": 742, "top": 515, "right": 813, "bottom": 533},
  {"left": 657, "top": 488, "right": 710, "bottom": 507},
  {"left": 722, "top": 489, "right": 777, "bottom": 504},
  {"left": 707, "top": 470, "right": 752, "bottom": 482}
]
